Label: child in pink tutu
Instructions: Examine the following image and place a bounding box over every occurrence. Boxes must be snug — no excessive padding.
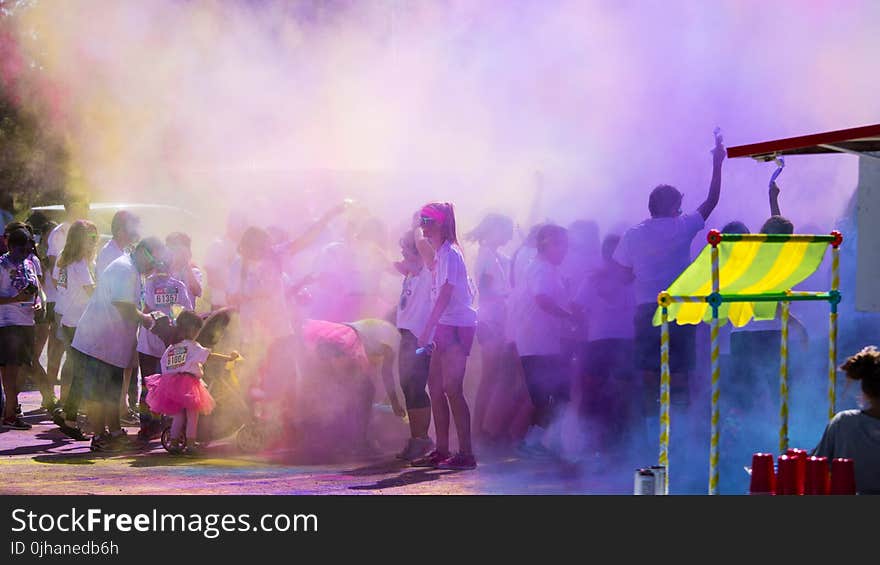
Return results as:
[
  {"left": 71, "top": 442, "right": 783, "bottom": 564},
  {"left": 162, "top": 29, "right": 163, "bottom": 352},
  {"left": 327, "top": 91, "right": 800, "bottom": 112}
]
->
[{"left": 145, "top": 310, "right": 238, "bottom": 454}]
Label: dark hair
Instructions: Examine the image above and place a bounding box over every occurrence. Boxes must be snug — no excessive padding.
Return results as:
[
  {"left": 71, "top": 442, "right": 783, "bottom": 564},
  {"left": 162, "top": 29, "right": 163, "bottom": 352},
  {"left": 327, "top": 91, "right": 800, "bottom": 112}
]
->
[
  {"left": 4, "top": 221, "right": 33, "bottom": 237},
  {"left": 25, "top": 212, "right": 49, "bottom": 234},
  {"left": 601, "top": 233, "right": 621, "bottom": 262},
  {"left": 111, "top": 210, "right": 139, "bottom": 238},
  {"left": 648, "top": 184, "right": 682, "bottom": 218},
  {"left": 6, "top": 228, "right": 31, "bottom": 248},
  {"left": 536, "top": 224, "right": 567, "bottom": 253},
  {"left": 176, "top": 310, "right": 204, "bottom": 337},
  {"left": 721, "top": 221, "right": 750, "bottom": 234},
  {"left": 166, "top": 231, "right": 192, "bottom": 250},
  {"left": 840, "top": 346, "right": 880, "bottom": 399},
  {"left": 760, "top": 216, "right": 794, "bottom": 235}
]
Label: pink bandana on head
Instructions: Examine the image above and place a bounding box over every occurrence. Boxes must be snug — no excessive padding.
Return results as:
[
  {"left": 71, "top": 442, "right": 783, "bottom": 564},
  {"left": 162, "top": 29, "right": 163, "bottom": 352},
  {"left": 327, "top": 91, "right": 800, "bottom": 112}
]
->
[{"left": 419, "top": 205, "right": 446, "bottom": 224}]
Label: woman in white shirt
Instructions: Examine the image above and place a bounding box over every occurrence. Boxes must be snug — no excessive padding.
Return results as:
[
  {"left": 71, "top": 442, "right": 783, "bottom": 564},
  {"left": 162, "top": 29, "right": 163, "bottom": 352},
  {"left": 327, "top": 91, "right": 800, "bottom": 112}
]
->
[
  {"left": 411, "top": 202, "right": 479, "bottom": 471},
  {"left": 53, "top": 220, "right": 98, "bottom": 438}
]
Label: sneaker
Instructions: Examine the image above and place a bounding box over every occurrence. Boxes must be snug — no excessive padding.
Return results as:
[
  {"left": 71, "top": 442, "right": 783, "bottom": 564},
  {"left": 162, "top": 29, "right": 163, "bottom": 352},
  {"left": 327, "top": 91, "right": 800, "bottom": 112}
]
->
[
  {"left": 58, "top": 423, "right": 89, "bottom": 441},
  {"left": 167, "top": 437, "right": 184, "bottom": 455},
  {"left": 410, "top": 449, "right": 451, "bottom": 468},
  {"left": 396, "top": 437, "right": 434, "bottom": 461},
  {"left": 90, "top": 431, "right": 112, "bottom": 452},
  {"left": 181, "top": 441, "right": 201, "bottom": 457},
  {"left": 51, "top": 408, "right": 65, "bottom": 426},
  {"left": 516, "top": 441, "right": 553, "bottom": 459},
  {"left": 2, "top": 417, "right": 32, "bottom": 430},
  {"left": 437, "top": 452, "right": 477, "bottom": 470},
  {"left": 93, "top": 430, "right": 130, "bottom": 453}
]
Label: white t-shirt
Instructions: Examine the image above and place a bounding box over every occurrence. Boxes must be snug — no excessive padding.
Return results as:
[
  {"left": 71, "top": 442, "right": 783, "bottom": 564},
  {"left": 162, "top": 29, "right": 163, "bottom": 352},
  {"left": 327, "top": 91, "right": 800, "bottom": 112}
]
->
[
  {"left": 137, "top": 273, "right": 193, "bottom": 357},
  {"left": 514, "top": 257, "right": 568, "bottom": 356},
  {"left": 72, "top": 254, "right": 141, "bottom": 368},
  {"left": 613, "top": 212, "right": 705, "bottom": 305},
  {"left": 575, "top": 265, "right": 635, "bottom": 342},
  {"left": 44, "top": 222, "right": 70, "bottom": 303},
  {"left": 0, "top": 254, "right": 40, "bottom": 327},
  {"left": 96, "top": 239, "right": 125, "bottom": 280},
  {"left": 473, "top": 246, "right": 510, "bottom": 328},
  {"left": 505, "top": 245, "right": 537, "bottom": 343},
  {"left": 430, "top": 241, "right": 477, "bottom": 327},
  {"left": 396, "top": 267, "right": 433, "bottom": 334},
  {"left": 55, "top": 260, "right": 95, "bottom": 328},
  {"left": 160, "top": 339, "right": 211, "bottom": 378},
  {"left": 227, "top": 255, "right": 291, "bottom": 341}
]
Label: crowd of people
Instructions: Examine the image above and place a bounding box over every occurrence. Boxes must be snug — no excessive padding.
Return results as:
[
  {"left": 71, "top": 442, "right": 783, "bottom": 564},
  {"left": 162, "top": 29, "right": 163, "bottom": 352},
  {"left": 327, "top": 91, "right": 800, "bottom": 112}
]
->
[{"left": 1, "top": 132, "right": 878, "bottom": 492}]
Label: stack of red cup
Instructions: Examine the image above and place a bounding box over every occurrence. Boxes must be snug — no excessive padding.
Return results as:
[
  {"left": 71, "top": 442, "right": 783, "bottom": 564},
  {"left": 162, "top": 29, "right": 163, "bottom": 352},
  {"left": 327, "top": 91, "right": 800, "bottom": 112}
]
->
[
  {"left": 805, "top": 456, "right": 830, "bottom": 495},
  {"left": 830, "top": 458, "right": 856, "bottom": 495},
  {"left": 785, "top": 448, "right": 808, "bottom": 495},
  {"left": 749, "top": 453, "right": 776, "bottom": 495},
  {"left": 775, "top": 454, "right": 799, "bottom": 495}
]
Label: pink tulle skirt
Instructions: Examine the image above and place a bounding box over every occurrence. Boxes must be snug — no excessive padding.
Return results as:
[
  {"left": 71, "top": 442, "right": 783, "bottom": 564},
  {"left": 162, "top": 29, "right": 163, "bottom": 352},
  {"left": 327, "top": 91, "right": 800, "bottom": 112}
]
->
[{"left": 145, "top": 372, "right": 216, "bottom": 416}]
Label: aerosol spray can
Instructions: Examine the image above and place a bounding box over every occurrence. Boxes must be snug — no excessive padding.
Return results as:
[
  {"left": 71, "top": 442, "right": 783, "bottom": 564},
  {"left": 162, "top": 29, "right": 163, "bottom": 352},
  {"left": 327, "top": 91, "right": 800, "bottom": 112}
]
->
[
  {"left": 650, "top": 465, "right": 668, "bottom": 495},
  {"left": 633, "top": 469, "right": 656, "bottom": 495}
]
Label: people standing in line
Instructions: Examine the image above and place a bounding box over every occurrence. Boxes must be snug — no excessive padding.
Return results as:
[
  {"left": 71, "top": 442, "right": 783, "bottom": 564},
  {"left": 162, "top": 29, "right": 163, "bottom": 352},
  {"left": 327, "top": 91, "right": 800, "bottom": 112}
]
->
[
  {"left": 514, "top": 224, "right": 581, "bottom": 457},
  {"left": 4, "top": 222, "right": 53, "bottom": 412},
  {"left": 394, "top": 228, "right": 436, "bottom": 461},
  {"left": 0, "top": 228, "right": 43, "bottom": 429},
  {"left": 45, "top": 198, "right": 90, "bottom": 407},
  {"left": 573, "top": 233, "right": 635, "bottom": 454},
  {"left": 69, "top": 238, "right": 165, "bottom": 452},
  {"left": 411, "top": 202, "right": 479, "bottom": 470},
  {"left": 612, "top": 135, "right": 725, "bottom": 442},
  {"left": 51, "top": 220, "right": 99, "bottom": 440},
  {"left": 465, "top": 213, "right": 514, "bottom": 441},
  {"left": 94, "top": 210, "right": 142, "bottom": 425},
  {"left": 134, "top": 252, "right": 193, "bottom": 444}
]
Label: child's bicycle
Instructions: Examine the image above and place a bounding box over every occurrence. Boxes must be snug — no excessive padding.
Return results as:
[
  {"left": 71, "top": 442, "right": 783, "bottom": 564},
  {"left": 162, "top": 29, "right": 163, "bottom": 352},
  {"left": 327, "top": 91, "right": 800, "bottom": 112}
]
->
[{"left": 159, "top": 354, "right": 271, "bottom": 453}]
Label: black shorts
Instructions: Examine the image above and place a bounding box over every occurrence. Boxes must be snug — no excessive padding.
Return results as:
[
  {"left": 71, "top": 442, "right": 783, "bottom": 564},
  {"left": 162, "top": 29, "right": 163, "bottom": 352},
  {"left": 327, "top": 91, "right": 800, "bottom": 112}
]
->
[
  {"left": 633, "top": 303, "right": 696, "bottom": 373},
  {"left": 0, "top": 325, "right": 35, "bottom": 366}
]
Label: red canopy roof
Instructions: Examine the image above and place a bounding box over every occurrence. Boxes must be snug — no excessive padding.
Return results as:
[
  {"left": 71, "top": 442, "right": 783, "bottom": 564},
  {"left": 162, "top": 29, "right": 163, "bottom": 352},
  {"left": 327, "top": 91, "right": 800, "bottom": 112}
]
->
[{"left": 726, "top": 124, "right": 880, "bottom": 161}]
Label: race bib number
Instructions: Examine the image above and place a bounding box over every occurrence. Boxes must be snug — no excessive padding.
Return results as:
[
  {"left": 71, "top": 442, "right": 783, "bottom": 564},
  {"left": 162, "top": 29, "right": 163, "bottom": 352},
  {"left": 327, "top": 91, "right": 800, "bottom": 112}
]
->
[
  {"left": 166, "top": 346, "right": 188, "bottom": 369},
  {"left": 154, "top": 286, "right": 180, "bottom": 306}
]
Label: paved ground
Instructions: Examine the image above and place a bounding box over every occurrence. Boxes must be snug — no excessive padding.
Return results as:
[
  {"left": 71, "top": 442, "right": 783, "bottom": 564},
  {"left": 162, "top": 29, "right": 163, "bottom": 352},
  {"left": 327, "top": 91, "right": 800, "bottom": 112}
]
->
[{"left": 1, "top": 390, "right": 643, "bottom": 495}]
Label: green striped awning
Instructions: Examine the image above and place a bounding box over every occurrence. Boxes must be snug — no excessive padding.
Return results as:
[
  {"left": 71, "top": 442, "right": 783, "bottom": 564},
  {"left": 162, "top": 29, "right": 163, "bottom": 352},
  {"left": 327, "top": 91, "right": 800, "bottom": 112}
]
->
[{"left": 653, "top": 239, "right": 829, "bottom": 327}]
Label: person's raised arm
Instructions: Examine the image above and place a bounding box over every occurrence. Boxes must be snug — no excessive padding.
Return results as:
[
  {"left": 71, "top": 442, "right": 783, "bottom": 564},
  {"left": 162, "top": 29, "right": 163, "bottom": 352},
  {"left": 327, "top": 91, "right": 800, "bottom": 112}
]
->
[
  {"left": 769, "top": 181, "right": 781, "bottom": 217},
  {"left": 697, "top": 136, "right": 726, "bottom": 221},
  {"left": 283, "top": 201, "right": 350, "bottom": 256}
]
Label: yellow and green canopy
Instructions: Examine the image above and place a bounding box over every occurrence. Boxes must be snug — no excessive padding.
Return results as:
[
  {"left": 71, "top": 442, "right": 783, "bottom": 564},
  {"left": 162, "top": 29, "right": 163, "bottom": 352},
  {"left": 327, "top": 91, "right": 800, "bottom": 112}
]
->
[{"left": 653, "top": 238, "right": 829, "bottom": 327}]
